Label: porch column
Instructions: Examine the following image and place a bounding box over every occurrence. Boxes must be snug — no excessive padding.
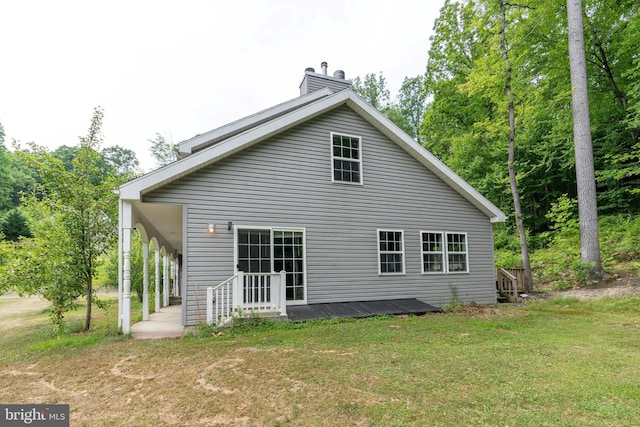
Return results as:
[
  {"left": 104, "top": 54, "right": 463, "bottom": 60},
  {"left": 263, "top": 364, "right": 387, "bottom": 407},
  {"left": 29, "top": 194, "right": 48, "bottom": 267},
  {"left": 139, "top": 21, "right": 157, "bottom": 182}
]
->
[
  {"left": 117, "top": 199, "right": 123, "bottom": 329},
  {"left": 154, "top": 246, "right": 160, "bottom": 313},
  {"left": 163, "top": 252, "right": 169, "bottom": 307},
  {"left": 174, "top": 258, "right": 180, "bottom": 297},
  {"left": 169, "top": 254, "right": 176, "bottom": 296},
  {"left": 142, "top": 241, "right": 149, "bottom": 321},
  {"left": 121, "top": 200, "right": 133, "bottom": 334}
]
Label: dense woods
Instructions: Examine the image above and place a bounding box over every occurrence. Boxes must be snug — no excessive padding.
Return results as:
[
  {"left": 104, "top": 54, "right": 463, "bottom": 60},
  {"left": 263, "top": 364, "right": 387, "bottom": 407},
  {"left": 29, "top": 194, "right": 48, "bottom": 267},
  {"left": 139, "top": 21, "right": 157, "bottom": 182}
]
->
[
  {"left": 0, "top": 0, "right": 638, "bottom": 327},
  {"left": 422, "top": 0, "right": 639, "bottom": 233}
]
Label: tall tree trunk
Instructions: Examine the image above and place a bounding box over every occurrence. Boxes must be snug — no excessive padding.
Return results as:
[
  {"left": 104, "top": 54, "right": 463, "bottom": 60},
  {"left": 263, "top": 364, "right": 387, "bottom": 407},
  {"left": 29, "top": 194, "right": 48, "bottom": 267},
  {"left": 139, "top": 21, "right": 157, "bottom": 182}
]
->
[
  {"left": 85, "top": 274, "right": 93, "bottom": 331},
  {"left": 567, "top": 0, "right": 603, "bottom": 274},
  {"left": 499, "top": 0, "right": 533, "bottom": 293}
]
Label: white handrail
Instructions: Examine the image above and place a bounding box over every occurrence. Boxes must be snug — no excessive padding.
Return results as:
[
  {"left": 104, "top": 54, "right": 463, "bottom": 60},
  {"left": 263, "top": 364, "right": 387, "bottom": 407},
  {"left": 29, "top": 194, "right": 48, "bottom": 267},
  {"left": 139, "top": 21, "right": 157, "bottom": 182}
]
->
[
  {"left": 206, "top": 271, "right": 287, "bottom": 326},
  {"left": 206, "top": 274, "right": 237, "bottom": 326}
]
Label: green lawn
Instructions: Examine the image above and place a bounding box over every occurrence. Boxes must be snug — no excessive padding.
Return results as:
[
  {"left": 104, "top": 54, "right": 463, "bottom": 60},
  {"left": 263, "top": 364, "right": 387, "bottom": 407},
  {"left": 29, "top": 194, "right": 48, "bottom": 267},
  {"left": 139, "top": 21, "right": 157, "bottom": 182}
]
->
[{"left": 1, "top": 296, "right": 639, "bottom": 426}]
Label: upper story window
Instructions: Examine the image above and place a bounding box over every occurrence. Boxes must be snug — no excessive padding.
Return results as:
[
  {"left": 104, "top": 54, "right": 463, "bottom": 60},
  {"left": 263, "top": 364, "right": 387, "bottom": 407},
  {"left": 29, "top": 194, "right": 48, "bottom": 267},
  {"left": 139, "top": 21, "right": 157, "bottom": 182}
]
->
[
  {"left": 378, "top": 230, "right": 405, "bottom": 275},
  {"left": 331, "top": 133, "right": 362, "bottom": 184}
]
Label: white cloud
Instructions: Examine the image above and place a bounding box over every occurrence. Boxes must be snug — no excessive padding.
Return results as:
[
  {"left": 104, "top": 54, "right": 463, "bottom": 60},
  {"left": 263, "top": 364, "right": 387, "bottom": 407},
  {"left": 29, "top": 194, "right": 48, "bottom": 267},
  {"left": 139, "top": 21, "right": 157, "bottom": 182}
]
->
[{"left": 0, "top": 0, "right": 444, "bottom": 171}]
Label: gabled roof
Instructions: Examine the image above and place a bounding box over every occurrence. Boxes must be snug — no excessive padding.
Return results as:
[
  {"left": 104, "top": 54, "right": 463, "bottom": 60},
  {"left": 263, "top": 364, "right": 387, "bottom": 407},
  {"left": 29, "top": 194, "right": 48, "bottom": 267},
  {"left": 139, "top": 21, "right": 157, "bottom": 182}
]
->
[
  {"left": 121, "top": 89, "right": 506, "bottom": 223},
  {"left": 177, "top": 87, "right": 333, "bottom": 157}
]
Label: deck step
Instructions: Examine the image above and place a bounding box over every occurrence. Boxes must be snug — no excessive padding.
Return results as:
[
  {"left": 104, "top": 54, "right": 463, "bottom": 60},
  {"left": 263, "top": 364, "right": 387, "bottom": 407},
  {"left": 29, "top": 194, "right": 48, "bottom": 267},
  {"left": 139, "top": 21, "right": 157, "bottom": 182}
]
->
[{"left": 169, "top": 296, "right": 182, "bottom": 306}]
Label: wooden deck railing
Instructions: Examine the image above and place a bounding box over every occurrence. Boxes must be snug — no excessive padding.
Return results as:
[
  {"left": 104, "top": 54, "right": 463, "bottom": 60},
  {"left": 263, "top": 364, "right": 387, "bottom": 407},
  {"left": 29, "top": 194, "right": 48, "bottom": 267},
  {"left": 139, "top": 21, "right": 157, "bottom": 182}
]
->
[{"left": 496, "top": 268, "right": 519, "bottom": 303}]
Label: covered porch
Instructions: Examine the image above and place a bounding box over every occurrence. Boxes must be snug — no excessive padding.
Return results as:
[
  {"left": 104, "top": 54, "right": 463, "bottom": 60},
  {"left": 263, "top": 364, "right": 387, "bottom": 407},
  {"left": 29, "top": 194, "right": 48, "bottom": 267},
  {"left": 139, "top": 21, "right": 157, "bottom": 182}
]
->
[{"left": 118, "top": 199, "right": 184, "bottom": 334}]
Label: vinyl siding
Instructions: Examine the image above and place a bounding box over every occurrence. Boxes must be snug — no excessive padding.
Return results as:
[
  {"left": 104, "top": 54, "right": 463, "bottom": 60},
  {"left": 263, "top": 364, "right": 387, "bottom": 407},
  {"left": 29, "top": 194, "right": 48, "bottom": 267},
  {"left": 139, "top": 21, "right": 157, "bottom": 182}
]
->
[
  {"left": 144, "top": 105, "right": 497, "bottom": 325},
  {"left": 300, "top": 73, "right": 351, "bottom": 95}
]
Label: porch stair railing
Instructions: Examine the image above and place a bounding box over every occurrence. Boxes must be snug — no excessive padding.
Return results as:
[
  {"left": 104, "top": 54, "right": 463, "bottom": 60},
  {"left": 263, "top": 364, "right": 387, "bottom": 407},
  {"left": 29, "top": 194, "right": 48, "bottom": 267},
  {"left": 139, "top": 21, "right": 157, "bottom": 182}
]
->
[
  {"left": 496, "top": 268, "right": 519, "bottom": 303},
  {"left": 206, "top": 271, "right": 287, "bottom": 327}
]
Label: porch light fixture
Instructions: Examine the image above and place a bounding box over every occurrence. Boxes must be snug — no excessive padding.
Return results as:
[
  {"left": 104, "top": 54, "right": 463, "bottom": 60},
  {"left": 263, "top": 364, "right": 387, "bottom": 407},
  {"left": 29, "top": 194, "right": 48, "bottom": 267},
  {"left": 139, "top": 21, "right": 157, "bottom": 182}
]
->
[{"left": 208, "top": 222, "right": 234, "bottom": 233}]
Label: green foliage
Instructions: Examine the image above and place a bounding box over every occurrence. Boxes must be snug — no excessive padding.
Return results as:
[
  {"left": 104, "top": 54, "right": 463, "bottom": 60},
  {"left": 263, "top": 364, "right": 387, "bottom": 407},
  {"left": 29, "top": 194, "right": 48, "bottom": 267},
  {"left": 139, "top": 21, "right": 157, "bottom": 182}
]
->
[
  {"left": 0, "top": 208, "right": 31, "bottom": 241},
  {"left": 545, "top": 194, "right": 579, "bottom": 234},
  {"left": 444, "top": 285, "right": 464, "bottom": 312},
  {"left": 422, "top": 0, "right": 640, "bottom": 236},
  {"left": 599, "top": 214, "right": 640, "bottom": 262},
  {"left": 352, "top": 72, "right": 391, "bottom": 111},
  {"left": 0, "top": 123, "right": 14, "bottom": 212},
  {"left": 499, "top": 213, "right": 640, "bottom": 289},
  {"left": 105, "top": 229, "right": 157, "bottom": 302},
  {"left": 149, "top": 133, "right": 177, "bottom": 169},
  {"left": 102, "top": 145, "right": 141, "bottom": 178},
  {"left": 0, "top": 107, "right": 124, "bottom": 330}
]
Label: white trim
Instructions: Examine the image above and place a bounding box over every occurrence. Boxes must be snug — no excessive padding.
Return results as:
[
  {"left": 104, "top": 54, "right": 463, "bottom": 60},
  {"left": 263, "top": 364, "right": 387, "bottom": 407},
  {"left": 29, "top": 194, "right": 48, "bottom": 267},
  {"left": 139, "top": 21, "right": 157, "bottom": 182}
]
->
[
  {"left": 420, "top": 230, "right": 446, "bottom": 274},
  {"left": 377, "top": 229, "right": 406, "bottom": 276},
  {"left": 445, "top": 231, "right": 470, "bottom": 274},
  {"left": 233, "top": 225, "right": 308, "bottom": 305},
  {"left": 120, "top": 89, "right": 505, "bottom": 223},
  {"left": 343, "top": 95, "right": 506, "bottom": 223},
  {"left": 330, "top": 132, "right": 363, "bottom": 185}
]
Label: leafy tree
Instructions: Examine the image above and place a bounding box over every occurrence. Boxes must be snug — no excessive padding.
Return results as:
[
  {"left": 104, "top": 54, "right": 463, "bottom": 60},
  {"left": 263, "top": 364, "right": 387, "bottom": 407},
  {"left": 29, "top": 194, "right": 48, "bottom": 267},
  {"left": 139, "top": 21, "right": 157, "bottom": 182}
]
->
[
  {"left": 8, "top": 151, "right": 39, "bottom": 206},
  {"left": 102, "top": 145, "right": 141, "bottom": 177},
  {"left": 421, "top": 0, "right": 512, "bottom": 218},
  {"left": 422, "top": 0, "right": 639, "bottom": 238},
  {"left": 0, "top": 122, "right": 14, "bottom": 212},
  {"left": 353, "top": 73, "right": 427, "bottom": 142},
  {"left": 498, "top": 0, "right": 533, "bottom": 291},
  {"left": 149, "top": 133, "right": 178, "bottom": 168},
  {"left": 1, "top": 107, "right": 121, "bottom": 330},
  {"left": 396, "top": 76, "right": 427, "bottom": 143},
  {"left": 352, "top": 73, "right": 391, "bottom": 111},
  {"left": 52, "top": 145, "right": 80, "bottom": 171}
]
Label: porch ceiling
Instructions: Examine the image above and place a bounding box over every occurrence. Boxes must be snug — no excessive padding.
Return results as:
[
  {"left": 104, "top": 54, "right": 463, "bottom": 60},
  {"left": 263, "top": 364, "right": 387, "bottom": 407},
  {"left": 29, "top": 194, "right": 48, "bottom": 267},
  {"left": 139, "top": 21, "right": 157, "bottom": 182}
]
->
[{"left": 131, "top": 201, "right": 183, "bottom": 253}]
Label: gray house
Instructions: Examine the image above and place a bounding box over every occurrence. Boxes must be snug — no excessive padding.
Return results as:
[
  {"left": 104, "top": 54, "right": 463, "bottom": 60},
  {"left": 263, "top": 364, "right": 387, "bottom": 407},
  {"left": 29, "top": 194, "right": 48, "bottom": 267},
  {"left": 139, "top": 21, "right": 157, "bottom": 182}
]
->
[{"left": 117, "top": 66, "right": 506, "bottom": 333}]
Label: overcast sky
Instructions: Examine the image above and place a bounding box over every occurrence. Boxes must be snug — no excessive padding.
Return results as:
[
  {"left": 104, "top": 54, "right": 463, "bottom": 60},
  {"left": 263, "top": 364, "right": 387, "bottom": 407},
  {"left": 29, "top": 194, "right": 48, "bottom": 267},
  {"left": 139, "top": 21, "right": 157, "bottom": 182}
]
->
[{"left": 1, "top": 0, "right": 445, "bottom": 172}]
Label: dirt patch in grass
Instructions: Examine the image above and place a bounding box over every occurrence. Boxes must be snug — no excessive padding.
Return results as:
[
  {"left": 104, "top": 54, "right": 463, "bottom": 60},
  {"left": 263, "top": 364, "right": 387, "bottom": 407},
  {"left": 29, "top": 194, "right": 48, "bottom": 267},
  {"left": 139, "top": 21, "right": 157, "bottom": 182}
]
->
[
  {"left": 546, "top": 267, "right": 640, "bottom": 300},
  {"left": 0, "top": 293, "right": 49, "bottom": 330},
  {"left": 0, "top": 339, "right": 396, "bottom": 426}
]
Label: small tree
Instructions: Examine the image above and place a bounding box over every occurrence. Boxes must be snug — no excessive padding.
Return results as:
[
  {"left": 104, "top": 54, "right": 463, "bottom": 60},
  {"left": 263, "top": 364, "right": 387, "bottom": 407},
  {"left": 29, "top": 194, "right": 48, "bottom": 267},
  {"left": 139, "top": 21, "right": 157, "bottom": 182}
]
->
[
  {"left": 0, "top": 209, "right": 31, "bottom": 241},
  {"left": 149, "top": 133, "right": 178, "bottom": 169},
  {"left": 3, "top": 107, "right": 120, "bottom": 330}
]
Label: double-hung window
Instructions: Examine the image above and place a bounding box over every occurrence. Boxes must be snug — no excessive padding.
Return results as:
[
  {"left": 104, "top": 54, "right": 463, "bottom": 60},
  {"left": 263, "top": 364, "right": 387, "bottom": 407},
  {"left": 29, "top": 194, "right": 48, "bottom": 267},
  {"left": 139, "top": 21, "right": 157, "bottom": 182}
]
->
[
  {"left": 331, "top": 133, "right": 362, "bottom": 184},
  {"left": 446, "top": 232, "right": 468, "bottom": 273},
  {"left": 421, "top": 231, "right": 445, "bottom": 273},
  {"left": 378, "top": 230, "right": 405, "bottom": 274},
  {"left": 420, "top": 231, "right": 469, "bottom": 273}
]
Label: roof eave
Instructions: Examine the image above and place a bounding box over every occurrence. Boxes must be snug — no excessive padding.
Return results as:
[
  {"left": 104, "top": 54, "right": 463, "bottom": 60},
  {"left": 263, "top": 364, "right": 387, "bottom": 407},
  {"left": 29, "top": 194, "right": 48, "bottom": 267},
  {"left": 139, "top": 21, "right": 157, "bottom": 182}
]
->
[
  {"left": 120, "top": 90, "right": 352, "bottom": 200},
  {"left": 178, "top": 88, "right": 334, "bottom": 156}
]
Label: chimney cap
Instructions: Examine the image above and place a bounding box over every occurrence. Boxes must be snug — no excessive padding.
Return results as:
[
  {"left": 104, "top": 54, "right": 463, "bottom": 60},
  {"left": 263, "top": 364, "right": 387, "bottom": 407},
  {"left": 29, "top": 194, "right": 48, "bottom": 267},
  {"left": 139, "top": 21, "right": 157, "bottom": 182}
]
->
[{"left": 321, "top": 61, "right": 328, "bottom": 75}]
